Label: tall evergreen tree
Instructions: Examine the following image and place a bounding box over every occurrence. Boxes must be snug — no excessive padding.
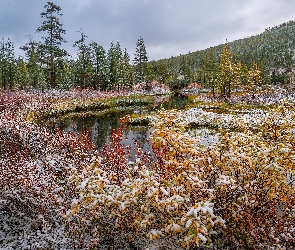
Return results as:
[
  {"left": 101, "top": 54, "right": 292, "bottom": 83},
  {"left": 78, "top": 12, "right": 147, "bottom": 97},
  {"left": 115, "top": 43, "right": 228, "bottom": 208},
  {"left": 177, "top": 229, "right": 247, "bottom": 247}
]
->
[
  {"left": 248, "top": 62, "right": 263, "bottom": 97},
  {"left": 219, "top": 43, "right": 234, "bottom": 98},
  {"left": 15, "top": 57, "right": 29, "bottom": 89},
  {"left": 122, "top": 48, "right": 132, "bottom": 89},
  {"left": 133, "top": 36, "right": 148, "bottom": 83},
  {"left": 154, "top": 61, "right": 171, "bottom": 84},
  {"left": 0, "top": 38, "right": 5, "bottom": 89},
  {"left": 182, "top": 57, "right": 194, "bottom": 83},
  {"left": 5, "top": 38, "right": 15, "bottom": 89},
  {"left": 21, "top": 39, "right": 43, "bottom": 88},
  {"left": 200, "top": 49, "right": 218, "bottom": 95},
  {"left": 89, "top": 42, "right": 107, "bottom": 89},
  {"left": 73, "top": 30, "right": 92, "bottom": 88},
  {"left": 0, "top": 38, "right": 16, "bottom": 89},
  {"left": 115, "top": 41, "right": 124, "bottom": 91},
  {"left": 36, "top": 1, "right": 67, "bottom": 88},
  {"left": 107, "top": 41, "right": 122, "bottom": 90},
  {"left": 240, "top": 64, "right": 250, "bottom": 87},
  {"left": 55, "top": 59, "right": 72, "bottom": 89}
]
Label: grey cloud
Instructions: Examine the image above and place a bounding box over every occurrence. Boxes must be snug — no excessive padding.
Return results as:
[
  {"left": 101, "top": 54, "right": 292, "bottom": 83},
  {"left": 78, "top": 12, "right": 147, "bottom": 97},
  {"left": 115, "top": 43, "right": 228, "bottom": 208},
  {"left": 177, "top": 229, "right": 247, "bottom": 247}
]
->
[{"left": 0, "top": 0, "right": 294, "bottom": 61}]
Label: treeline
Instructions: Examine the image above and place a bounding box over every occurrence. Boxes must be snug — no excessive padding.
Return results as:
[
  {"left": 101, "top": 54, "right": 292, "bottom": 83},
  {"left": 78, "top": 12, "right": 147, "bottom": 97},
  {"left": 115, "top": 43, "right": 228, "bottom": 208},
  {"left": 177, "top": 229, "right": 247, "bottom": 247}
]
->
[
  {"left": 1, "top": 1, "right": 295, "bottom": 93},
  {"left": 148, "top": 43, "right": 264, "bottom": 98},
  {"left": 149, "top": 20, "right": 295, "bottom": 93},
  {"left": 0, "top": 2, "right": 149, "bottom": 90}
]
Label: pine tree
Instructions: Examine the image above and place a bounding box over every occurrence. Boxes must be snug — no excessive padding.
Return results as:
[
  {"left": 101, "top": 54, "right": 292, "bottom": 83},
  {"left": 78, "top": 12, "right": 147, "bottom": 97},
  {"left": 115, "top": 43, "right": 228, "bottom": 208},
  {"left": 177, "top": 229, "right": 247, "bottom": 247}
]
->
[
  {"left": 56, "top": 59, "right": 72, "bottom": 89},
  {"left": 155, "top": 61, "right": 171, "bottom": 84},
  {"left": 219, "top": 43, "right": 234, "bottom": 98},
  {"left": 232, "top": 62, "right": 242, "bottom": 92},
  {"left": 89, "top": 42, "right": 107, "bottom": 90},
  {"left": 0, "top": 39, "right": 4, "bottom": 89},
  {"left": 36, "top": 1, "right": 67, "bottom": 88},
  {"left": 107, "top": 41, "right": 122, "bottom": 90},
  {"left": 73, "top": 30, "right": 92, "bottom": 88},
  {"left": 200, "top": 49, "right": 218, "bottom": 96},
  {"left": 5, "top": 38, "right": 15, "bottom": 89},
  {"left": 133, "top": 36, "right": 148, "bottom": 83},
  {"left": 21, "top": 39, "right": 46, "bottom": 88},
  {"left": 240, "top": 64, "right": 250, "bottom": 87},
  {"left": 122, "top": 48, "right": 132, "bottom": 89},
  {"left": 0, "top": 38, "right": 16, "bottom": 89},
  {"left": 15, "top": 57, "right": 29, "bottom": 89},
  {"left": 115, "top": 41, "right": 124, "bottom": 91}
]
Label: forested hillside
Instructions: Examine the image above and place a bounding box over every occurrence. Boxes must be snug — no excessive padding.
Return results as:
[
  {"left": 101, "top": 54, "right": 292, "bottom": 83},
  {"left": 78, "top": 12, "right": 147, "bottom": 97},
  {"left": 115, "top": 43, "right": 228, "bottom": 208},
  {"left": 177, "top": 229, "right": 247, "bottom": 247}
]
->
[
  {"left": 150, "top": 20, "right": 295, "bottom": 90},
  {"left": 0, "top": 1, "right": 294, "bottom": 93},
  {"left": 1, "top": 3, "right": 295, "bottom": 249}
]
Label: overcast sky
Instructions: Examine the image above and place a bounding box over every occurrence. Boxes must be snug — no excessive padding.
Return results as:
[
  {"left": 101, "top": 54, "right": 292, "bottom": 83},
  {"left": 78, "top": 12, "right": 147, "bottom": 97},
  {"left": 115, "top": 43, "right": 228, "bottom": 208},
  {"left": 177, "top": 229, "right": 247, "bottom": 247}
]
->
[{"left": 0, "top": 0, "right": 295, "bottom": 61}]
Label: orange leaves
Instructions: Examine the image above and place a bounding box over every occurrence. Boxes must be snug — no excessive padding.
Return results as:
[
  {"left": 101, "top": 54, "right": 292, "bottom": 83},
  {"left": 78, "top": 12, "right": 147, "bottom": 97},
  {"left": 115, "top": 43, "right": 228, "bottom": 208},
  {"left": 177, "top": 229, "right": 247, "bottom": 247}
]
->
[
  {"left": 145, "top": 107, "right": 295, "bottom": 248},
  {"left": 5, "top": 88, "right": 294, "bottom": 248}
]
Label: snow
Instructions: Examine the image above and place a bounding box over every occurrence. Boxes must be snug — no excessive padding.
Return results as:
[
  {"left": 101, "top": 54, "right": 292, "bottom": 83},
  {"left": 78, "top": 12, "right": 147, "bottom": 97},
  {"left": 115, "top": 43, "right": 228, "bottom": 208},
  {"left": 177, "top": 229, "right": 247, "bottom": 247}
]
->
[{"left": 0, "top": 198, "right": 78, "bottom": 249}]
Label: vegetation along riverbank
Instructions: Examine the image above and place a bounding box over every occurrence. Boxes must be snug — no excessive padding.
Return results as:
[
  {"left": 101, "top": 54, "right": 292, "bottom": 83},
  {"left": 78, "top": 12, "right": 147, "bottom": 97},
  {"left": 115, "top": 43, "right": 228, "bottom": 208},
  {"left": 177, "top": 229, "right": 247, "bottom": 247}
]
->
[{"left": 1, "top": 2, "right": 295, "bottom": 249}]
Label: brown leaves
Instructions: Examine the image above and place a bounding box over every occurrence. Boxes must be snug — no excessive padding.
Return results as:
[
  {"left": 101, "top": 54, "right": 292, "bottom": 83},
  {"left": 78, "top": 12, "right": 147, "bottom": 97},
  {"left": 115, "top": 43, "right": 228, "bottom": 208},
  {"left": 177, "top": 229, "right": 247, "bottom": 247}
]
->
[{"left": 1, "top": 90, "right": 295, "bottom": 248}]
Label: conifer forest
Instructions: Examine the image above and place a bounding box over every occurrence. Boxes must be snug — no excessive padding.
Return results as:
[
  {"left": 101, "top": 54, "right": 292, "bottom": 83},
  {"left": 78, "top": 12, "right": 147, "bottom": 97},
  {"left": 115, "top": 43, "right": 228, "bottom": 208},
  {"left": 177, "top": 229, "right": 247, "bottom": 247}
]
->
[{"left": 1, "top": 2, "right": 295, "bottom": 249}]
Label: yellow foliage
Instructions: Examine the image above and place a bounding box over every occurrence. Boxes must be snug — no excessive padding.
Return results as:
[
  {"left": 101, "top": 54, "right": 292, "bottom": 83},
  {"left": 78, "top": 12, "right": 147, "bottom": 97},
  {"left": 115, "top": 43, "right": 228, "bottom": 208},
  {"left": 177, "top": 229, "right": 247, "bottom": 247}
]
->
[{"left": 67, "top": 106, "right": 295, "bottom": 248}]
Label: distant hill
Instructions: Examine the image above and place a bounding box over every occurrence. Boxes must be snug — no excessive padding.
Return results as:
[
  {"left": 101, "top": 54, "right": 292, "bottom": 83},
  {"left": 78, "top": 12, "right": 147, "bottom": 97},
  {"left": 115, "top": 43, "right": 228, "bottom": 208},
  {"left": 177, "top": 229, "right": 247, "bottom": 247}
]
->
[{"left": 150, "top": 20, "right": 295, "bottom": 85}]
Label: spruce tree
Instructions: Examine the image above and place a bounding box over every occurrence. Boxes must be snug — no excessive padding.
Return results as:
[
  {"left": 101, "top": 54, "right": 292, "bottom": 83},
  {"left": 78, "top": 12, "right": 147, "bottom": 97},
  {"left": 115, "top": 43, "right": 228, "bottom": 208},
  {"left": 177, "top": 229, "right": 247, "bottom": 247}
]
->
[
  {"left": 115, "top": 41, "right": 124, "bottom": 91},
  {"left": 36, "top": 1, "right": 67, "bottom": 88},
  {"left": 248, "top": 62, "right": 263, "bottom": 97},
  {"left": 56, "top": 59, "right": 72, "bottom": 89},
  {"left": 122, "top": 48, "right": 132, "bottom": 89},
  {"left": 0, "top": 38, "right": 16, "bottom": 89},
  {"left": 133, "top": 36, "right": 148, "bottom": 83},
  {"left": 89, "top": 42, "right": 107, "bottom": 90},
  {"left": 73, "top": 30, "right": 92, "bottom": 88},
  {"left": 201, "top": 49, "right": 218, "bottom": 96},
  {"left": 5, "top": 38, "right": 15, "bottom": 89},
  {"left": 15, "top": 57, "right": 29, "bottom": 89},
  {"left": 0, "top": 39, "right": 4, "bottom": 89},
  {"left": 219, "top": 42, "right": 234, "bottom": 98},
  {"left": 107, "top": 41, "right": 122, "bottom": 90},
  {"left": 21, "top": 39, "right": 43, "bottom": 88}
]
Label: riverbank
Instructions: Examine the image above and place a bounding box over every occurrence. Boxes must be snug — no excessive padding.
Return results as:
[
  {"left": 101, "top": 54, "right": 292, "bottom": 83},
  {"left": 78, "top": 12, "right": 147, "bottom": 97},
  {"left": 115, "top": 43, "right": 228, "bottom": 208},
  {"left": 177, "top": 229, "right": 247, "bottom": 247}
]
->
[{"left": 1, "top": 88, "right": 295, "bottom": 249}]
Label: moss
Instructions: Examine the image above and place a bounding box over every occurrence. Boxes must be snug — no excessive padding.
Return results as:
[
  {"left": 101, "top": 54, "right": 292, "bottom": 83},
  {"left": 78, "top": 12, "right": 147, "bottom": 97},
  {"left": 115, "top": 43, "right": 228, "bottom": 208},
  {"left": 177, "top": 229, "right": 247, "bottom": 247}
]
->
[
  {"left": 128, "top": 113, "right": 151, "bottom": 126},
  {"left": 112, "top": 95, "right": 154, "bottom": 108},
  {"left": 29, "top": 95, "right": 156, "bottom": 125},
  {"left": 128, "top": 117, "right": 150, "bottom": 126}
]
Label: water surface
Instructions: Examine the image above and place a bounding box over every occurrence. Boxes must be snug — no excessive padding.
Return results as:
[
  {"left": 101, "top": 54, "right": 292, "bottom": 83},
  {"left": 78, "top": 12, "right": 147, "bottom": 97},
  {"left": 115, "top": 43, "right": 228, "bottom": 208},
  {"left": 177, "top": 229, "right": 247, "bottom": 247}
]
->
[{"left": 59, "top": 94, "right": 218, "bottom": 153}]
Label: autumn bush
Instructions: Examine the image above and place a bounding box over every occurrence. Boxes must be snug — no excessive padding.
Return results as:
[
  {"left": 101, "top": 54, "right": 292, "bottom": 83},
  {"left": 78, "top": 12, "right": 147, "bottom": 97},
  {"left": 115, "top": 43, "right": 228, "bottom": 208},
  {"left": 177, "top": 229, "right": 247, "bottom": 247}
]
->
[
  {"left": 1, "top": 90, "right": 295, "bottom": 249},
  {"left": 152, "top": 108, "right": 295, "bottom": 248},
  {"left": 66, "top": 105, "right": 294, "bottom": 249},
  {"left": 0, "top": 90, "right": 99, "bottom": 248}
]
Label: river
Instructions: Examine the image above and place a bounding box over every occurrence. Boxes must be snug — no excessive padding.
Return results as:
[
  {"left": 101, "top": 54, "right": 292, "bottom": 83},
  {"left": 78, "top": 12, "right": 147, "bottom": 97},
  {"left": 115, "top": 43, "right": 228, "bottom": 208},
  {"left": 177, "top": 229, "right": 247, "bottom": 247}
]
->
[{"left": 58, "top": 94, "right": 218, "bottom": 153}]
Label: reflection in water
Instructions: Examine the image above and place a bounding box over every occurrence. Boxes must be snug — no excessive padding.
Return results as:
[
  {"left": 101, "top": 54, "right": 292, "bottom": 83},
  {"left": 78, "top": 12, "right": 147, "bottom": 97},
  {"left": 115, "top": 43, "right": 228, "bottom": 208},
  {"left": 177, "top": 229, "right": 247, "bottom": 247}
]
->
[
  {"left": 63, "top": 111, "right": 129, "bottom": 147},
  {"left": 63, "top": 113, "right": 153, "bottom": 160},
  {"left": 121, "top": 127, "right": 154, "bottom": 160},
  {"left": 155, "top": 94, "right": 188, "bottom": 110},
  {"left": 61, "top": 94, "right": 189, "bottom": 148},
  {"left": 64, "top": 114, "right": 218, "bottom": 158},
  {"left": 60, "top": 95, "right": 218, "bottom": 158}
]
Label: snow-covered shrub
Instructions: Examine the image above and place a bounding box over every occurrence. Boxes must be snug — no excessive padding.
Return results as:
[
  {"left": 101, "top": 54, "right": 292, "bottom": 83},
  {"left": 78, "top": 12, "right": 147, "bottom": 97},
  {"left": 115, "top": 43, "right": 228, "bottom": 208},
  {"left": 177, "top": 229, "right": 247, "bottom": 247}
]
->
[{"left": 133, "top": 81, "right": 171, "bottom": 95}]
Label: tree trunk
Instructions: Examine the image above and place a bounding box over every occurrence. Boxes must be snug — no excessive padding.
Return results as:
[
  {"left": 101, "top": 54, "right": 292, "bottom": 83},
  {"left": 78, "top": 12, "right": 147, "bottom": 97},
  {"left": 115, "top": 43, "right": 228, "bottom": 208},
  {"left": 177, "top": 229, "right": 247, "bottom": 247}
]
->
[{"left": 51, "top": 61, "right": 55, "bottom": 88}]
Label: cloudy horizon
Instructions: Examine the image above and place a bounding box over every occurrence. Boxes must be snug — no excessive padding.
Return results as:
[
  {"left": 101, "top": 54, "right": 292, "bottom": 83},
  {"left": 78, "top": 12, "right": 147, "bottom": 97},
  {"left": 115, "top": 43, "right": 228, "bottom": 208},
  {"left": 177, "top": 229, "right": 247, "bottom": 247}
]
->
[{"left": 1, "top": 0, "right": 295, "bottom": 61}]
